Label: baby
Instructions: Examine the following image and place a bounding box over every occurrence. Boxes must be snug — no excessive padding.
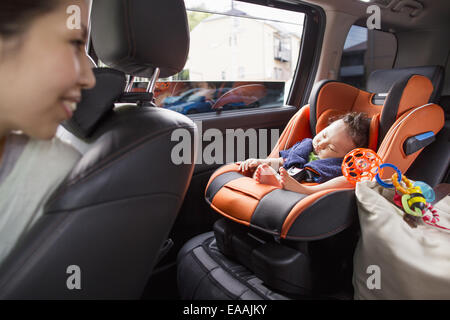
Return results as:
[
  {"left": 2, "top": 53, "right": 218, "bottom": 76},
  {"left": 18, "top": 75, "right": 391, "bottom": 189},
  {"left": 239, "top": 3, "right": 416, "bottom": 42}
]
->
[{"left": 238, "top": 112, "right": 371, "bottom": 194}]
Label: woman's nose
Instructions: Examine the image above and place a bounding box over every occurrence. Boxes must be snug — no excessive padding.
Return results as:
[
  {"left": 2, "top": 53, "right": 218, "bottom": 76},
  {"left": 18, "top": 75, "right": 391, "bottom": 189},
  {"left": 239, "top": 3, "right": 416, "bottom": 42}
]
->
[{"left": 78, "top": 54, "right": 96, "bottom": 90}]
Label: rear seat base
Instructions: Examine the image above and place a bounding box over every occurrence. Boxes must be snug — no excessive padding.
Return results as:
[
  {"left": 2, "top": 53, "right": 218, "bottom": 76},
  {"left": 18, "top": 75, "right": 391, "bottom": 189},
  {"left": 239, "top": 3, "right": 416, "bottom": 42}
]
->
[
  {"left": 177, "top": 219, "right": 357, "bottom": 300},
  {"left": 213, "top": 218, "right": 314, "bottom": 296},
  {"left": 176, "top": 231, "right": 290, "bottom": 300}
]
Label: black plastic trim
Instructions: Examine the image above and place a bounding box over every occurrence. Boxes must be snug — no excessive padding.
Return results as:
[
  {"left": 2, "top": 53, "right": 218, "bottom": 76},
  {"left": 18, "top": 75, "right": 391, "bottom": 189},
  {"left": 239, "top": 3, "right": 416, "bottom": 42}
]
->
[
  {"left": 285, "top": 189, "right": 357, "bottom": 241},
  {"left": 403, "top": 132, "right": 436, "bottom": 155},
  {"left": 205, "top": 171, "right": 244, "bottom": 203},
  {"left": 251, "top": 189, "right": 307, "bottom": 234}
]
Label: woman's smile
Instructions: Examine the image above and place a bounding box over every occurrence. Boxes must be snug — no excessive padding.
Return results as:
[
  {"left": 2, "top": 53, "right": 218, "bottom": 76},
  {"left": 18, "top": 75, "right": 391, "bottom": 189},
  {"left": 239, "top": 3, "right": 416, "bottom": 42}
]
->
[{"left": 60, "top": 95, "right": 80, "bottom": 119}]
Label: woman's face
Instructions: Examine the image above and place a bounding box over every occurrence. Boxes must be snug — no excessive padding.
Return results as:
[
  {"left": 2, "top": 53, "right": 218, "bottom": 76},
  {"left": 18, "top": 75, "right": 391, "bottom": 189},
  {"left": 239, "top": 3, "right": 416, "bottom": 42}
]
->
[{"left": 0, "top": 0, "right": 95, "bottom": 139}]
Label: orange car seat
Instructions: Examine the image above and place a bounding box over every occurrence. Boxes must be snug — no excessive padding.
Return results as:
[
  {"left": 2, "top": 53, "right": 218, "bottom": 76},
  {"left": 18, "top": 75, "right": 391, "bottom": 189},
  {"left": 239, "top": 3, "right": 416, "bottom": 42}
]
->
[
  {"left": 204, "top": 73, "right": 444, "bottom": 240},
  {"left": 177, "top": 66, "right": 445, "bottom": 299}
]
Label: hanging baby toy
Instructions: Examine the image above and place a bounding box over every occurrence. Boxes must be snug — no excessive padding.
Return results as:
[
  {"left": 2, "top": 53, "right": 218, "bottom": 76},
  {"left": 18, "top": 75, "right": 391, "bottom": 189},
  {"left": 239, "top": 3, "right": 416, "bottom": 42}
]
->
[
  {"left": 341, "top": 148, "right": 383, "bottom": 185},
  {"left": 390, "top": 171, "right": 427, "bottom": 228},
  {"left": 342, "top": 148, "right": 447, "bottom": 230}
]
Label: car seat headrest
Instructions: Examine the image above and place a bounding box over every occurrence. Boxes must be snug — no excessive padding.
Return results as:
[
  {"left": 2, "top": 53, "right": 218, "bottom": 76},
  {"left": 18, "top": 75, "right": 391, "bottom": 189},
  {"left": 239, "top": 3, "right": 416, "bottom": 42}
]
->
[
  {"left": 308, "top": 80, "right": 383, "bottom": 138},
  {"left": 367, "top": 65, "right": 444, "bottom": 104},
  {"left": 308, "top": 74, "right": 434, "bottom": 150},
  {"left": 90, "top": 0, "right": 190, "bottom": 78},
  {"left": 62, "top": 68, "right": 126, "bottom": 139}
]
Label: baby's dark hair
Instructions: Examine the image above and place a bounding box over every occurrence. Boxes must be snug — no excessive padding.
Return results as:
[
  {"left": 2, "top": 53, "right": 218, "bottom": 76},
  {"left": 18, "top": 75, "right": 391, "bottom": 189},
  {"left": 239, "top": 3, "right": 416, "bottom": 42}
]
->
[{"left": 337, "top": 112, "right": 371, "bottom": 148}]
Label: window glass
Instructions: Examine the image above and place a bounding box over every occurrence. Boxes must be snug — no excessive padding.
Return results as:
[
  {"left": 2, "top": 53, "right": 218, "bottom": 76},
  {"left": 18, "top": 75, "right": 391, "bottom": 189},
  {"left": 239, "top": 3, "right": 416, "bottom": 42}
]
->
[
  {"left": 104, "top": 0, "right": 305, "bottom": 115},
  {"left": 339, "top": 25, "right": 397, "bottom": 90}
]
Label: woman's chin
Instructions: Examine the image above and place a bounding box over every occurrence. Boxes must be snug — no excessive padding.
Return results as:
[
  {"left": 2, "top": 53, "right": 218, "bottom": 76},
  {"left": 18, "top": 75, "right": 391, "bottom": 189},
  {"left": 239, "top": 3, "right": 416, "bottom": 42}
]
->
[{"left": 26, "top": 126, "right": 58, "bottom": 140}]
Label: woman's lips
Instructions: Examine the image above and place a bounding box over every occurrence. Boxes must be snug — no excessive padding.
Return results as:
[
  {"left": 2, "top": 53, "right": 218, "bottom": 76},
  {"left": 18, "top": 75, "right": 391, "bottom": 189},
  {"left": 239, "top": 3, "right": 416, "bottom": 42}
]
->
[{"left": 61, "top": 98, "right": 79, "bottom": 119}]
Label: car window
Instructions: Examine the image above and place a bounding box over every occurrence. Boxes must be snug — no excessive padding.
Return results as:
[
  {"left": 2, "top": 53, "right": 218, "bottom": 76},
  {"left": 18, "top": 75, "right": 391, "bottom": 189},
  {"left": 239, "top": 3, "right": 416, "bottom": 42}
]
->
[
  {"left": 339, "top": 25, "right": 397, "bottom": 90},
  {"left": 99, "top": 0, "right": 305, "bottom": 115}
]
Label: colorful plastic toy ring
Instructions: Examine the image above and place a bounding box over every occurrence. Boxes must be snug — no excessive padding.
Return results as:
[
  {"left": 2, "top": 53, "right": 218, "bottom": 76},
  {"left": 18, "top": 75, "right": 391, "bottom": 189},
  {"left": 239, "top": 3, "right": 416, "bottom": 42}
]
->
[
  {"left": 401, "top": 194, "right": 423, "bottom": 217},
  {"left": 413, "top": 181, "right": 435, "bottom": 203},
  {"left": 375, "top": 163, "right": 402, "bottom": 188},
  {"left": 392, "top": 173, "right": 413, "bottom": 194},
  {"left": 408, "top": 193, "right": 426, "bottom": 211}
]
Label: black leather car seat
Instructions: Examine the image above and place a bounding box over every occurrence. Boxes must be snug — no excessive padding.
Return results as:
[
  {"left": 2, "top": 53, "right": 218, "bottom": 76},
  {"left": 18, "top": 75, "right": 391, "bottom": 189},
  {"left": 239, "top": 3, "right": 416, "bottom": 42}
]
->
[{"left": 0, "top": 0, "right": 196, "bottom": 299}]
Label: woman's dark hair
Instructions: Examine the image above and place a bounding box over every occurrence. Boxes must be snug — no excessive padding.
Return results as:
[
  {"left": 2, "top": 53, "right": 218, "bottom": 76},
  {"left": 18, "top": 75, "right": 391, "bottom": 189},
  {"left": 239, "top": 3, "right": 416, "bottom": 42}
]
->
[
  {"left": 0, "top": 0, "right": 59, "bottom": 39},
  {"left": 340, "top": 112, "right": 371, "bottom": 148}
]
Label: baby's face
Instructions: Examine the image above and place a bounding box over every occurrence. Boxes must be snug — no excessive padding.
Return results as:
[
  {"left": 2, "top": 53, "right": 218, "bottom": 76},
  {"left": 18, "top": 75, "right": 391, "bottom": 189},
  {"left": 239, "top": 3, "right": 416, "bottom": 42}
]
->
[{"left": 312, "top": 119, "right": 357, "bottom": 159}]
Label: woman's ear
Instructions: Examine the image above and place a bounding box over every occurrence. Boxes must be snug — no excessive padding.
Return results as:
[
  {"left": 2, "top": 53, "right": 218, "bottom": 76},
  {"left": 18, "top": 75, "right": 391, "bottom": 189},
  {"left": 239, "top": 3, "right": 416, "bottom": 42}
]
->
[
  {"left": 0, "top": 36, "right": 22, "bottom": 61},
  {"left": 0, "top": 38, "right": 11, "bottom": 61},
  {"left": 0, "top": 37, "right": 4, "bottom": 61}
]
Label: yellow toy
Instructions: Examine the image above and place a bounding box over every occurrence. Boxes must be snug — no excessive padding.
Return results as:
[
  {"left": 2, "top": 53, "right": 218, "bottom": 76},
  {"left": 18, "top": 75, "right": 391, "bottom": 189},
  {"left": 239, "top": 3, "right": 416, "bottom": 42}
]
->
[
  {"left": 392, "top": 173, "right": 426, "bottom": 216},
  {"left": 375, "top": 163, "right": 446, "bottom": 230}
]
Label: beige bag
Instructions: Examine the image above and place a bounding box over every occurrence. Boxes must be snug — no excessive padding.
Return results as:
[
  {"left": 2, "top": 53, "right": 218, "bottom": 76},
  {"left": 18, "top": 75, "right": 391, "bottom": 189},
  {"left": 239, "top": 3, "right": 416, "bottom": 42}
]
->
[{"left": 353, "top": 180, "right": 450, "bottom": 300}]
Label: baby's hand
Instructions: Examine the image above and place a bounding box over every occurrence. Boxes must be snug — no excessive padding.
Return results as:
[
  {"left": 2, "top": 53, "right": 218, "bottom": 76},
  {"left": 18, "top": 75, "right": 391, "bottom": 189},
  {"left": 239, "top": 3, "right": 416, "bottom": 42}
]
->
[{"left": 237, "top": 158, "right": 265, "bottom": 172}]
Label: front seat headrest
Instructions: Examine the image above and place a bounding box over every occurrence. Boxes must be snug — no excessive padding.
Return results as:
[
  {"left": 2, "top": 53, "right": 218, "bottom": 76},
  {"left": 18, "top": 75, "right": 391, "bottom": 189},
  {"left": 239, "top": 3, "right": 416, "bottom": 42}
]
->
[
  {"left": 91, "top": 0, "right": 190, "bottom": 78},
  {"left": 62, "top": 68, "right": 126, "bottom": 139},
  {"left": 367, "top": 65, "right": 444, "bottom": 104}
]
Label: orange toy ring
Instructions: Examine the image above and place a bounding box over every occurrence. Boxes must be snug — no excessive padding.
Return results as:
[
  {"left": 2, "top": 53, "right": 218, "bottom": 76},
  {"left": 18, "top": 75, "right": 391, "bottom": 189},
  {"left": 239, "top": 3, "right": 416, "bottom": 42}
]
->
[{"left": 341, "top": 148, "right": 383, "bottom": 185}]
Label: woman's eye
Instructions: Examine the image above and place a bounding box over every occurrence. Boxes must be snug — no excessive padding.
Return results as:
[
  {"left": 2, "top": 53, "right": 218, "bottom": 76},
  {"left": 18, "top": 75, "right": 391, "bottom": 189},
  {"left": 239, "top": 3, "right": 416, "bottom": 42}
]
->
[{"left": 71, "top": 39, "right": 86, "bottom": 50}]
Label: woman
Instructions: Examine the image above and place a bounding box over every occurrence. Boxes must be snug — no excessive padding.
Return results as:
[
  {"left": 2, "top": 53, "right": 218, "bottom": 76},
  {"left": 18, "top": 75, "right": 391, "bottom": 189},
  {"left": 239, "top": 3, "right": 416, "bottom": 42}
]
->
[{"left": 0, "top": 0, "right": 96, "bottom": 263}]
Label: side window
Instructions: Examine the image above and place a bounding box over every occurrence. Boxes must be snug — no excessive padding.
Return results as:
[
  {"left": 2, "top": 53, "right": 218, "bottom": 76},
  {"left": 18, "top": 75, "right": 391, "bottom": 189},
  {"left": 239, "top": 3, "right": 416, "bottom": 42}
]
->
[
  {"left": 339, "top": 25, "right": 397, "bottom": 90},
  {"left": 121, "top": 1, "right": 305, "bottom": 115}
]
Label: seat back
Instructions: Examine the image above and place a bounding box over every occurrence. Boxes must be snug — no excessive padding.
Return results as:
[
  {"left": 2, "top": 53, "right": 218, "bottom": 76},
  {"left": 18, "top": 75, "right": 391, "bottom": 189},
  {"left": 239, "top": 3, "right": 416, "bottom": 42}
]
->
[{"left": 0, "top": 0, "right": 196, "bottom": 299}]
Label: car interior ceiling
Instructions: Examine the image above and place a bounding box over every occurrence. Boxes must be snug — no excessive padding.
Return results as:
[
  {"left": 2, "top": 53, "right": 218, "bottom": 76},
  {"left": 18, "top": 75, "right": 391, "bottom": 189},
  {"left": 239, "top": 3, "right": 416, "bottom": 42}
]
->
[{"left": 300, "top": 0, "right": 450, "bottom": 95}]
